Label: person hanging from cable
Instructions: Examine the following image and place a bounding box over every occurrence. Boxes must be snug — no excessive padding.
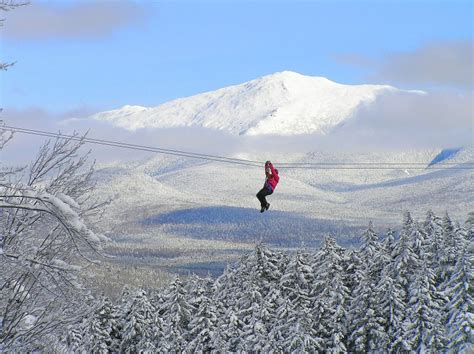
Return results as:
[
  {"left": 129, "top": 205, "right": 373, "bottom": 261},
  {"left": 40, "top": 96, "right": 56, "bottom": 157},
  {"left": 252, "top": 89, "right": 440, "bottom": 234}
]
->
[{"left": 256, "top": 160, "right": 279, "bottom": 213}]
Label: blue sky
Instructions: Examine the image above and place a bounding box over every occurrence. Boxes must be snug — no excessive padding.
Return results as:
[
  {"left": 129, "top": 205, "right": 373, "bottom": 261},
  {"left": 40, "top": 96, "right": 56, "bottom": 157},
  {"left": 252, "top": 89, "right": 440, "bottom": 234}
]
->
[{"left": 1, "top": 0, "right": 473, "bottom": 113}]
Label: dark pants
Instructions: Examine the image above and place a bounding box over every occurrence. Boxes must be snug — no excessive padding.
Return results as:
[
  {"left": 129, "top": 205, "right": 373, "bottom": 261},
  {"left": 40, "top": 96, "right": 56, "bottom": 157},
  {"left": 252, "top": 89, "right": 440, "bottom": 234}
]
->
[{"left": 256, "top": 185, "right": 273, "bottom": 207}]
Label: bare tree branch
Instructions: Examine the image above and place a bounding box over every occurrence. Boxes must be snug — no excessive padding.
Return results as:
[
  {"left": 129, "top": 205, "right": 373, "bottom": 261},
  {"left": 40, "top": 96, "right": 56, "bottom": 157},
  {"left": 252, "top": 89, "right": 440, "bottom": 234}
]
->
[{"left": 0, "top": 0, "right": 28, "bottom": 12}]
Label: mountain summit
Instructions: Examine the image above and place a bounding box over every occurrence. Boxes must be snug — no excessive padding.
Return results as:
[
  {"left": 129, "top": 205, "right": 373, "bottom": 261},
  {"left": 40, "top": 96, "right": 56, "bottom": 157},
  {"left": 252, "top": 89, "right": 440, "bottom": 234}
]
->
[{"left": 90, "top": 71, "right": 400, "bottom": 136}]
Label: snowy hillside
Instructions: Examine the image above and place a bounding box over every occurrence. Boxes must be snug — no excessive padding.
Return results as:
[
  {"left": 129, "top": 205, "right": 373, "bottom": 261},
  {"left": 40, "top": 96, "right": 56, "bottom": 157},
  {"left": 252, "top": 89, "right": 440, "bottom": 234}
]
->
[
  {"left": 89, "top": 71, "right": 406, "bottom": 136},
  {"left": 94, "top": 148, "right": 473, "bottom": 245}
]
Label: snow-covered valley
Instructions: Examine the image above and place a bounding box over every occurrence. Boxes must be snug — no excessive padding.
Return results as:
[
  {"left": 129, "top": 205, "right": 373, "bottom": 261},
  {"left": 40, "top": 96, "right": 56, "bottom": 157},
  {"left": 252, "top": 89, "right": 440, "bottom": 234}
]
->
[{"left": 91, "top": 147, "right": 473, "bottom": 286}]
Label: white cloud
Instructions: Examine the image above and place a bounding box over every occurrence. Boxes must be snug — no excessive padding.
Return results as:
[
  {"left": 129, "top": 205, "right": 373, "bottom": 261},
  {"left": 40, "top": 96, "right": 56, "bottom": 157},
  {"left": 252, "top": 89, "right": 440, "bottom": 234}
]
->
[
  {"left": 333, "top": 90, "right": 474, "bottom": 149},
  {"left": 339, "top": 40, "right": 474, "bottom": 89},
  {"left": 3, "top": 1, "right": 149, "bottom": 41},
  {"left": 1, "top": 106, "right": 97, "bottom": 164}
]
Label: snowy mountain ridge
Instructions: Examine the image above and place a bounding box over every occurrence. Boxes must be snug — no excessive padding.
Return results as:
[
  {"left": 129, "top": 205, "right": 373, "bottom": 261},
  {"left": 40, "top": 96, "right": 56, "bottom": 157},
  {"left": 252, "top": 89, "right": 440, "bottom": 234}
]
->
[{"left": 89, "top": 71, "right": 414, "bottom": 136}]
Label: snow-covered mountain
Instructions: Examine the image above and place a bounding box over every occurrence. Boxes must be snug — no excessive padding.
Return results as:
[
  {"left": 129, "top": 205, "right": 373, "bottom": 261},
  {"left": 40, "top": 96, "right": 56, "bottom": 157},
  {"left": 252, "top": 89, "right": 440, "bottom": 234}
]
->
[{"left": 89, "top": 71, "right": 408, "bottom": 136}]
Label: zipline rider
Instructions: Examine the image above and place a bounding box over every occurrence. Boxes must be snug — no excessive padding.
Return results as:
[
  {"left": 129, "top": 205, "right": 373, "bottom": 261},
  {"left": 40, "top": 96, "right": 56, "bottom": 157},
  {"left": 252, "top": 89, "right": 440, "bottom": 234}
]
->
[{"left": 256, "top": 160, "right": 279, "bottom": 213}]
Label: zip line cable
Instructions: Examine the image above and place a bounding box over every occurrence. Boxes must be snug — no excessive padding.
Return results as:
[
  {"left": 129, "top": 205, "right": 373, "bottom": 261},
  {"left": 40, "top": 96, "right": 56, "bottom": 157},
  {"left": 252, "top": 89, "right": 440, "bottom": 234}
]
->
[
  {"left": 3, "top": 125, "right": 262, "bottom": 167},
  {"left": 4, "top": 125, "right": 473, "bottom": 170},
  {"left": 3, "top": 125, "right": 473, "bottom": 170}
]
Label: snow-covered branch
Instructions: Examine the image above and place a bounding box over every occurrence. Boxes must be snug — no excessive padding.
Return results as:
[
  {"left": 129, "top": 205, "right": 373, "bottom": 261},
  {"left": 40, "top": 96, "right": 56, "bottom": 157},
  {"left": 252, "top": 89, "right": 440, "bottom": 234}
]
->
[{"left": 0, "top": 133, "right": 109, "bottom": 350}]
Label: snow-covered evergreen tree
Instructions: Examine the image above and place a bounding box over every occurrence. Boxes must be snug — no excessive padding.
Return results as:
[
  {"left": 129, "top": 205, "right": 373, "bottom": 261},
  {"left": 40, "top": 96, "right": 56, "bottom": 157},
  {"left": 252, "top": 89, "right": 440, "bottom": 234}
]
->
[
  {"left": 235, "top": 280, "right": 268, "bottom": 351},
  {"left": 405, "top": 259, "right": 446, "bottom": 351},
  {"left": 210, "top": 245, "right": 283, "bottom": 351},
  {"left": 374, "top": 228, "right": 408, "bottom": 351},
  {"left": 280, "top": 251, "right": 314, "bottom": 309},
  {"left": 440, "top": 212, "right": 456, "bottom": 280},
  {"left": 453, "top": 222, "right": 470, "bottom": 257},
  {"left": 185, "top": 273, "right": 213, "bottom": 314},
  {"left": 349, "top": 222, "right": 386, "bottom": 352},
  {"left": 392, "top": 212, "right": 418, "bottom": 292},
  {"left": 410, "top": 220, "right": 428, "bottom": 259},
  {"left": 312, "top": 236, "right": 350, "bottom": 352},
  {"left": 212, "top": 308, "right": 244, "bottom": 351},
  {"left": 159, "top": 275, "right": 192, "bottom": 351},
  {"left": 386, "top": 212, "right": 423, "bottom": 352},
  {"left": 254, "top": 242, "right": 285, "bottom": 295},
  {"left": 210, "top": 265, "right": 244, "bottom": 351},
  {"left": 280, "top": 307, "right": 323, "bottom": 352},
  {"left": 186, "top": 295, "right": 218, "bottom": 352},
  {"left": 376, "top": 261, "right": 408, "bottom": 351},
  {"left": 273, "top": 250, "right": 323, "bottom": 352},
  {"left": 83, "top": 297, "right": 121, "bottom": 353},
  {"left": 424, "top": 210, "right": 444, "bottom": 276},
  {"left": 66, "top": 325, "right": 84, "bottom": 352},
  {"left": 120, "top": 289, "right": 159, "bottom": 352},
  {"left": 444, "top": 241, "right": 474, "bottom": 351}
]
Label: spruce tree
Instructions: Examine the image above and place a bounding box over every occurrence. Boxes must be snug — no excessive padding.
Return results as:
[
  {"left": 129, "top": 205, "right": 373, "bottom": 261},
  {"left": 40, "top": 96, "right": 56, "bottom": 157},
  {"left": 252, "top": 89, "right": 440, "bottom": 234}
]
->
[
  {"left": 120, "top": 290, "right": 158, "bottom": 352},
  {"left": 423, "top": 210, "right": 444, "bottom": 283},
  {"left": 375, "top": 228, "right": 407, "bottom": 351},
  {"left": 235, "top": 280, "right": 267, "bottom": 351},
  {"left": 410, "top": 220, "right": 428, "bottom": 260},
  {"left": 282, "top": 308, "right": 323, "bottom": 352},
  {"left": 445, "top": 242, "right": 474, "bottom": 351},
  {"left": 186, "top": 273, "right": 213, "bottom": 315},
  {"left": 312, "top": 236, "right": 350, "bottom": 352},
  {"left": 66, "top": 325, "right": 84, "bottom": 352},
  {"left": 210, "top": 265, "right": 244, "bottom": 351},
  {"left": 280, "top": 251, "right": 314, "bottom": 309},
  {"left": 214, "top": 308, "right": 244, "bottom": 351},
  {"left": 76, "top": 297, "right": 121, "bottom": 353},
  {"left": 376, "top": 261, "right": 408, "bottom": 351},
  {"left": 275, "top": 251, "right": 322, "bottom": 351},
  {"left": 392, "top": 212, "right": 418, "bottom": 292},
  {"left": 349, "top": 222, "right": 386, "bottom": 352},
  {"left": 388, "top": 212, "right": 420, "bottom": 352},
  {"left": 440, "top": 212, "right": 456, "bottom": 280},
  {"left": 159, "top": 276, "right": 192, "bottom": 351},
  {"left": 405, "top": 259, "right": 445, "bottom": 351},
  {"left": 186, "top": 296, "right": 218, "bottom": 352},
  {"left": 255, "top": 243, "right": 284, "bottom": 295}
]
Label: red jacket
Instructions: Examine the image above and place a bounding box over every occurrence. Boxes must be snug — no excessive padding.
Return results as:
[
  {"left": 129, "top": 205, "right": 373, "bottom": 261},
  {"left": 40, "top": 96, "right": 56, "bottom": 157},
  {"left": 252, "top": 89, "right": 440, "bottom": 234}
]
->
[{"left": 265, "top": 162, "right": 279, "bottom": 190}]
